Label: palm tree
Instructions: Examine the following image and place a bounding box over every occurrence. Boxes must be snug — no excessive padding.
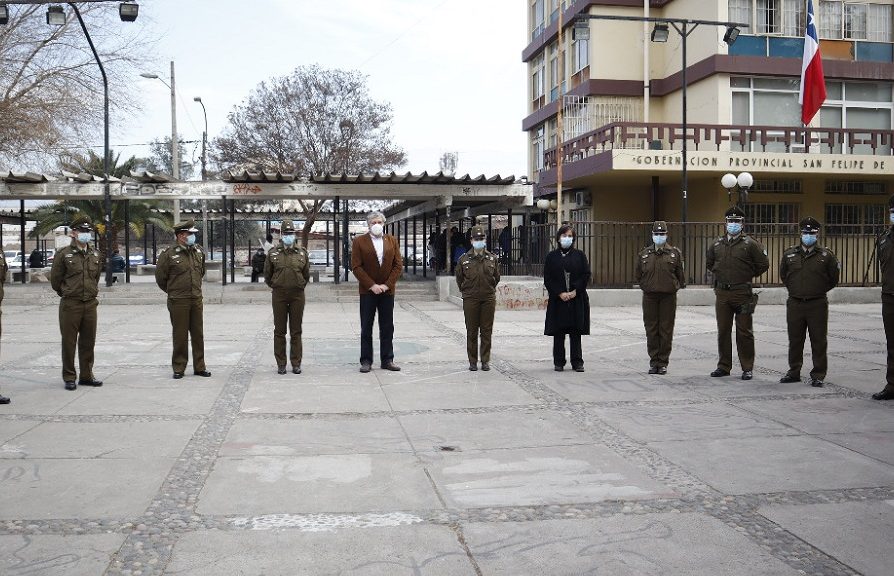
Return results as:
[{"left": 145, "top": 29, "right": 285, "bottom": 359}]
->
[
  {"left": 29, "top": 200, "right": 173, "bottom": 263},
  {"left": 59, "top": 149, "right": 147, "bottom": 178}
]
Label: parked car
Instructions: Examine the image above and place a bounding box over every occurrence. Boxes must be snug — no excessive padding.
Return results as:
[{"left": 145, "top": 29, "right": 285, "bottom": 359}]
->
[{"left": 307, "top": 250, "right": 332, "bottom": 266}]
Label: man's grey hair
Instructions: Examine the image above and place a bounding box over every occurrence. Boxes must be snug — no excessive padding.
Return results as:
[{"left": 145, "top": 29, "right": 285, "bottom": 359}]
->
[{"left": 366, "top": 211, "right": 386, "bottom": 225}]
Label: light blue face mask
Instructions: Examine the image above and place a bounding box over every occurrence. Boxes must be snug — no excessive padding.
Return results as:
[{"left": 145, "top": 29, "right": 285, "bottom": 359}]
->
[
  {"left": 77, "top": 232, "right": 91, "bottom": 244},
  {"left": 559, "top": 236, "right": 573, "bottom": 249},
  {"left": 726, "top": 222, "right": 742, "bottom": 236},
  {"left": 471, "top": 240, "right": 486, "bottom": 250},
  {"left": 652, "top": 234, "right": 667, "bottom": 246},
  {"left": 801, "top": 233, "right": 818, "bottom": 247},
  {"left": 282, "top": 234, "right": 295, "bottom": 246},
  {"left": 889, "top": 212, "right": 894, "bottom": 224},
  {"left": 186, "top": 234, "right": 196, "bottom": 246}
]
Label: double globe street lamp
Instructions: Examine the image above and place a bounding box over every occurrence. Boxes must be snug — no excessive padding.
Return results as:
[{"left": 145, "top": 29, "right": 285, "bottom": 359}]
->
[{"left": 721, "top": 171, "right": 754, "bottom": 208}]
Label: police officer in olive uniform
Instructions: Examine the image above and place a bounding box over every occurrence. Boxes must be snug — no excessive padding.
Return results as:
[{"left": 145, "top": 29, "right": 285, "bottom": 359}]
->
[
  {"left": 706, "top": 206, "right": 770, "bottom": 380},
  {"left": 779, "top": 217, "right": 840, "bottom": 387},
  {"left": 264, "top": 220, "right": 309, "bottom": 374},
  {"left": 50, "top": 215, "right": 103, "bottom": 390},
  {"left": 456, "top": 226, "right": 501, "bottom": 371},
  {"left": 0, "top": 249, "right": 9, "bottom": 404},
  {"left": 155, "top": 220, "right": 211, "bottom": 379},
  {"left": 873, "top": 195, "right": 894, "bottom": 400},
  {"left": 635, "top": 221, "right": 685, "bottom": 374}
]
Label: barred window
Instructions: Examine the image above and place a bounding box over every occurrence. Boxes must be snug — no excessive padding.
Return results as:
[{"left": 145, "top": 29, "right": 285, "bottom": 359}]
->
[
  {"left": 820, "top": 1, "right": 843, "bottom": 38},
  {"left": 825, "top": 181, "right": 889, "bottom": 195},
  {"left": 751, "top": 179, "right": 802, "bottom": 194},
  {"left": 757, "top": 0, "right": 781, "bottom": 34},
  {"left": 825, "top": 203, "right": 884, "bottom": 234},
  {"left": 748, "top": 202, "right": 800, "bottom": 234},
  {"left": 729, "top": 0, "right": 752, "bottom": 29},
  {"left": 844, "top": 3, "right": 867, "bottom": 40},
  {"left": 781, "top": 0, "right": 803, "bottom": 36},
  {"left": 869, "top": 4, "right": 893, "bottom": 42}
]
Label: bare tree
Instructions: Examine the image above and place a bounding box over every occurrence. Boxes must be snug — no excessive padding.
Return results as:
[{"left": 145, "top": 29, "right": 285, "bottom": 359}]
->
[
  {"left": 0, "top": 2, "right": 155, "bottom": 169},
  {"left": 213, "top": 64, "right": 407, "bottom": 246}
]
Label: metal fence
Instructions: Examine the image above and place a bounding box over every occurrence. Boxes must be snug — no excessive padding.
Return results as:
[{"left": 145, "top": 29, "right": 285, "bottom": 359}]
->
[{"left": 494, "top": 221, "right": 885, "bottom": 288}]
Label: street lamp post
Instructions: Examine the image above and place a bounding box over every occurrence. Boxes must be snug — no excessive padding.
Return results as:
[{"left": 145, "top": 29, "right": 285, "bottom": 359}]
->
[
  {"left": 721, "top": 172, "right": 754, "bottom": 209},
  {"left": 194, "top": 96, "right": 210, "bottom": 253},
  {"left": 140, "top": 60, "right": 180, "bottom": 224}
]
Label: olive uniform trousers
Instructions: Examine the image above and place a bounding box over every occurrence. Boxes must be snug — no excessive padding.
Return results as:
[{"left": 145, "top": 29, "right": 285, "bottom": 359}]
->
[
  {"left": 785, "top": 296, "right": 829, "bottom": 381},
  {"left": 714, "top": 288, "right": 755, "bottom": 372},
  {"left": 59, "top": 298, "right": 98, "bottom": 382},
  {"left": 167, "top": 298, "right": 206, "bottom": 374},
  {"left": 273, "top": 289, "right": 305, "bottom": 368},
  {"left": 642, "top": 292, "right": 677, "bottom": 368},
  {"left": 463, "top": 297, "right": 496, "bottom": 364}
]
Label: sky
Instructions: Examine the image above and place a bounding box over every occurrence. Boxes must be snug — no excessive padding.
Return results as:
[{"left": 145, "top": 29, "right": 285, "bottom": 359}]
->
[{"left": 120, "top": 0, "right": 528, "bottom": 179}]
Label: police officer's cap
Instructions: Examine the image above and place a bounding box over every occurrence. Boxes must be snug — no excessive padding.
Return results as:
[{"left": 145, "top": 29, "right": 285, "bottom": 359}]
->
[
  {"left": 652, "top": 221, "right": 668, "bottom": 234},
  {"left": 174, "top": 219, "right": 199, "bottom": 234},
  {"left": 281, "top": 220, "right": 296, "bottom": 234},
  {"left": 470, "top": 225, "right": 487, "bottom": 239},
  {"left": 799, "top": 216, "right": 821, "bottom": 233},
  {"left": 724, "top": 206, "right": 746, "bottom": 220},
  {"left": 70, "top": 215, "right": 93, "bottom": 232}
]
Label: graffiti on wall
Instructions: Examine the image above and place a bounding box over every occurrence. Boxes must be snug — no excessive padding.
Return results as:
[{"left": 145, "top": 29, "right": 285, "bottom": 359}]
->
[{"left": 496, "top": 282, "right": 548, "bottom": 310}]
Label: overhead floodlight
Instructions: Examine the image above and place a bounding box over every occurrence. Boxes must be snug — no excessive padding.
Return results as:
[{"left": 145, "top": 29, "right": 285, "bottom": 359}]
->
[
  {"left": 119, "top": 2, "right": 139, "bottom": 22},
  {"left": 573, "top": 19, "right": 589, "bottom": 41},
  {"left": 650, "top": 23, "right": 669, "bottom": 43},
  {"left": 0, "top": 3, "right": 9, "bottom": 26},
  {"left": 723, "top": 26, "right": 740, "bottom": 46},
  {"left": 46, "top": 5, "right": 65, "bottom": 26}
]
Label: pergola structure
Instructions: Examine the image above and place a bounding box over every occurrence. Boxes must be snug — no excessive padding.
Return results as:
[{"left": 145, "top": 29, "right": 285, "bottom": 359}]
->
[{"left": 0, "top": 170, "right": 533, "bottom": 284}]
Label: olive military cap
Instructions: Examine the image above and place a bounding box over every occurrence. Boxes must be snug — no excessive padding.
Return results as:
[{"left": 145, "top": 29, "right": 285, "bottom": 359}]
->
[
  {"left": 70, "top": 215, "right": 94, "bottom": 231},
  {"left": 281, "top": 220, "right": 296, "bottom": 234},
  {"left": 470, "top": 225, "right": 487, "bottom": 239},
  {"left": 724, "top": 206, "right": 747, "bottom": 220},
  {"left": 799, "top": 216, "right": 821, "bottom": 233},
  {"left": 652, "top": 221, "right": 668, "bottom": 233},
  {"left": 173, "top": 220, "right": 199, "bottom": 234}
]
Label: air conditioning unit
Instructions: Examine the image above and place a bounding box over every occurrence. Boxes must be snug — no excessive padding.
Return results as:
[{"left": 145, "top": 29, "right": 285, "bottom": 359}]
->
[{"left": 574, "top": 191, "right": 591, "bottom": 206}]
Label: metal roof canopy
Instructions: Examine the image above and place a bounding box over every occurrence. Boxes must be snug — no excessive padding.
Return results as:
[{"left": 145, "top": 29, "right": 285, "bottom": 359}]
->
[{"left": 0, "top": 170, "right": 532, "bottom": 226}]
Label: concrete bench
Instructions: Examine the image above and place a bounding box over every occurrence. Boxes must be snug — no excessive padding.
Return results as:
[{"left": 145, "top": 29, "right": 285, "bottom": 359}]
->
[
  {"left": 137, "top": 264, "right": 157, "bottom": 275},
  {"left": 112, "top": 272, "right": 126, "bottom": 284},
  {"left": 205, "top": 270, "right": 221, "bottom": 282}
]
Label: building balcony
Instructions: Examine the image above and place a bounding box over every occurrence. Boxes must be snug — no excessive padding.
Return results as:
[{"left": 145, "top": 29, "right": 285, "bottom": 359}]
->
[{"left": 542, "top": 121, "right": 894, "bottom": 173}]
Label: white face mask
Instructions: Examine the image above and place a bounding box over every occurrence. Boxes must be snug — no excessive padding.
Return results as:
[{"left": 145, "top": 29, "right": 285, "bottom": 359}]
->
[
  {"left": 653, "top": 234, "right": 667, "bottom": 246},
  {"left": 77, "top": 232, "right": 91, "bottom": 244},
  {"left": 889, "top": 212, "right": 894, "bottom": 224},
  {"left": 370, "top": 223, "right": 384, "bottom": 237},
  {"left": 472, "top": 240, "right": 486, "bottom": 250},
  {"left": 282, "top": 234, "right": 295, "bottom": 246},
  {"left": 559, "top": 236, "right": 573, "bottom": 249},
  {"left": 186, "top": 234, "right": 197, "bottom": 246},
  {"left": 726, "top": 222, "right": 742, "bottom": 236}
]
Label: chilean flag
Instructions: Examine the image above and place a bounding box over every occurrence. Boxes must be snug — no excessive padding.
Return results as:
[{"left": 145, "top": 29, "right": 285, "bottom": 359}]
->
[{"left": 799, "top": 0, "right": 826, "bottom": 124}]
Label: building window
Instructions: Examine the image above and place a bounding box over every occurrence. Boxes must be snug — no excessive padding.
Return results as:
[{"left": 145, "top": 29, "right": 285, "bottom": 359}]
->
[
  {"left": 820, "top": 1, "right": 893, "bottom": 41},
  {"left": 781, "top": 0, "right": 804, "bottom": 37},
  {"left": 825, "top": 181, "right": 889, "bottom": 195},
  {"left": 825, "top": 203, "right": 884, "bottom": 233},
  {"left": 531, "top": 0, "right": 545, "bottom": 40},
  {"left": 730, "top": 0, "right": 753, "bottom": 29},
  {"left": 749, "top": 202, "right": 800, "bottom": 235},
  {"left": 572, "top": 37, "right": 589, "bottom": 74},
  {"left": 548, "top": 44, "right": 558, "bottom": 102},
  {"left": 756, "top": 0, "right": 781, "bottom": 34},
  {"left": 751, "top": 179, "right": 803, "bottom": 194},
  {"left": 532, "top": 55, "right": 545, "bottom": 104},
  {"left": 532, "top": 126, "right": 545, "bottom": 172}
]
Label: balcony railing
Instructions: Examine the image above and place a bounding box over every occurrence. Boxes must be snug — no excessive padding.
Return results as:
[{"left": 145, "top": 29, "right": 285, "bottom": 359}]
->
[{"left": 543, "top": 122, "right": 894, "bottom": 170}]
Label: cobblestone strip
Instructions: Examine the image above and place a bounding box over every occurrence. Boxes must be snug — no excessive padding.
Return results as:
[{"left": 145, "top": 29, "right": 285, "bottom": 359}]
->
[{"left": 103, "top": 327, "right": 267, "bottom": 576}]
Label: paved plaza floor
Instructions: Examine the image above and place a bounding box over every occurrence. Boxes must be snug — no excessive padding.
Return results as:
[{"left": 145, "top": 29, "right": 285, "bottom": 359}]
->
[{"left": 1, "top": 294, "right": 893, "bottom": 575}]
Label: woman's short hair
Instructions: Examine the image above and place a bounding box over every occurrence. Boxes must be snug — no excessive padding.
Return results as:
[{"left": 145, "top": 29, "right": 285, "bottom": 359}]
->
[
  {"left": 555, "top": 225, "right": 575, "bottom": 243},
  {"left": 366, "top": 211, "right": 386, "bottom": 225}
]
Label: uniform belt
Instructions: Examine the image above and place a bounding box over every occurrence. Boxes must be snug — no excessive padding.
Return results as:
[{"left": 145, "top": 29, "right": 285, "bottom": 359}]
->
[
  {"left": 717, "top": 283, "right": 751, "bottom": 290},
  {"left": 789, "top": 295, "right": 826, "bottom": 302}
]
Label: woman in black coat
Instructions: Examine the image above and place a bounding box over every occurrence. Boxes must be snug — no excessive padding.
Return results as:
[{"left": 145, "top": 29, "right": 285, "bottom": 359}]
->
[{"left": 544, "top": 225, "right": 591, "bottom": 371}]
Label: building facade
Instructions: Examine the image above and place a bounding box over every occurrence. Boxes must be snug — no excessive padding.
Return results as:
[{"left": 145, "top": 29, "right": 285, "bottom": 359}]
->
[{"left": 524, "top": 0, "right": 894, "bottom": 232}]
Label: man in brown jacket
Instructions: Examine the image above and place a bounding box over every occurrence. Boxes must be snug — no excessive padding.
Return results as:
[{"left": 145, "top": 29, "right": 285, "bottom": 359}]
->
[
  {"left": 155, "top": 220, "right": 211, "bottom": 380},
  {"left": 351, "top": 211, "right": 403, "bottom": 373},
  {"left": 635, "top": 221, "right": 685, "bottom": 374}
]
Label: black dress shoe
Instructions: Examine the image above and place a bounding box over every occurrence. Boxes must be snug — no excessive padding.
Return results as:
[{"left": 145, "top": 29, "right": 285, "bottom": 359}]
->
[
  {"left": 648, "top": 367, "right": 660, "bottom": 374},
  {"left": 382, "top": 362, "right": 401, "bottom": 371},
  {"left": 173, "top": 373, "right": 184, "bottom": 380},
  {"left": 78, "top": 379, "right": 103, "bottom": 387},
  {"left": 710, "top": 369, "right": 730, "bottom": 377},
  {"left": 779, "top": 375, "right": 800, "bottom": 383},
  {"left": 810, "top": 379, "right": 824, "bottom": 387},
  {"left": 194, "top": 370, "right": 212, "bottom": 377},
  {"left": 65, "top": 381, "right": 77, "bottom": 390},
  {"left": 469, "top": 363, "right": 478, "bottom": 371},
  {"left": 481, "top": 362, "right": 490, "bottom": 371},
  {"left": 554, "top": 365, "right": 564, "bottom": 372},
  {"left": 572, "top": 365, "right": 585, "bottom": 372},
  {"left": 741, "top": 370, "right": 753, "bottom": 381},
  {"left": 277, "top": 366, "right": 287, "bottom": 375},
  {"left": 0, "top": 395, "right": 9, "bottom": 404},
  {"left": 359, "top": 362, "right": 372, "bottom": 373},
  {"left": 292, "top": 366, "right": 301, "bottom": 374},
  {"left": 657, "top": 367, "right": 667, "bottom": 375},
  {"left": 872, "top": 389, "right": 894, "bottom": 400}
]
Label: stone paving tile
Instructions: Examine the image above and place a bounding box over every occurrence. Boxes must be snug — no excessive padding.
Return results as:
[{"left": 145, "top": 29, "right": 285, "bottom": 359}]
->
[
  {"left": 0, "top": 534, "right": 127, "bottom": 576},
  {"left": 820, "top": 431, "right": 894, "bottom": 466},
  {"left": 734, "top": 397, "right": 894, "bottom": 434}
]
